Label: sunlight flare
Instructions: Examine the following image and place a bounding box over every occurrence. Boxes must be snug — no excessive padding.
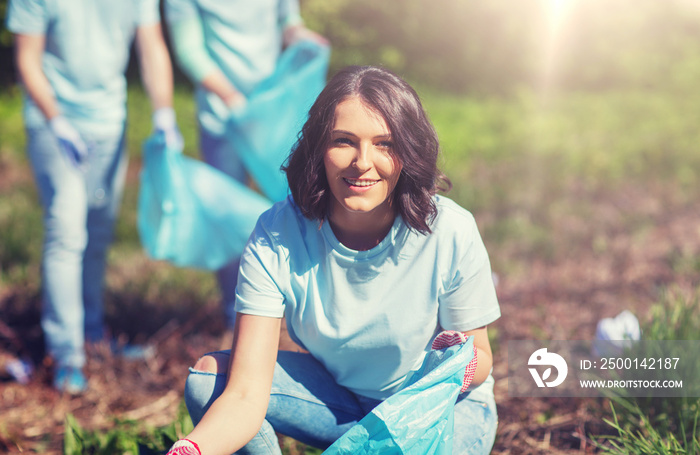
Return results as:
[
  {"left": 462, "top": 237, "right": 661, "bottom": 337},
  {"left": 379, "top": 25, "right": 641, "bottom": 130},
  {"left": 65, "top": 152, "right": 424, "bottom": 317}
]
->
[{"left": 540, "top": 0, "right": 576, "bottom": 95}]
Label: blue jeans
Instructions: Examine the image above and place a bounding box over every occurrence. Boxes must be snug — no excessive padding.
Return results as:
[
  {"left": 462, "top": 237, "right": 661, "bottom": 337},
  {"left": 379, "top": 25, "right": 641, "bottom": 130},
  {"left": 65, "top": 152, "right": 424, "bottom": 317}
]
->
[
  {"left": 27, "top": 124, "right": 127, "bottom": 369},
  {"left": 199, "top": 129, "right": 246, "bottom": 329},
  {"left": 185, "top": 351, "right": 498, "bottom": 454}
]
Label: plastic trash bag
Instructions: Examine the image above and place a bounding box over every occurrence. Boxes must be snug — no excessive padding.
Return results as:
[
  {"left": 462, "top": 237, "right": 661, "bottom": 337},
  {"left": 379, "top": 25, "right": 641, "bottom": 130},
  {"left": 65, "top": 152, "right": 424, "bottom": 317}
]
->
[
  {"left": 138, "top": 41, "right": 329, "bottom": 269},
  {"left": 227, "top": 40, "right": 330, "bottom": 202},
  {"left": 137, "top": 134, "right": 272, "bottom": 270},
  {"left": 323, "top": 337, "right": 476, "bottom": 455},
  {"left": 592, "top": 309, "right": 641, "bottom": 357}
]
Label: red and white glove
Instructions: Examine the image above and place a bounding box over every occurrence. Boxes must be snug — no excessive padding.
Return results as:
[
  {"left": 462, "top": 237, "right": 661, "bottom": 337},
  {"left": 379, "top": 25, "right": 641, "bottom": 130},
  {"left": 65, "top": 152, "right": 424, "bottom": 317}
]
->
[
  {"left": 432, "top": 330, "right": 478, "bottom": 393},
  {"left": 166, "top": 439, "right": 201, "bottom": 455}
]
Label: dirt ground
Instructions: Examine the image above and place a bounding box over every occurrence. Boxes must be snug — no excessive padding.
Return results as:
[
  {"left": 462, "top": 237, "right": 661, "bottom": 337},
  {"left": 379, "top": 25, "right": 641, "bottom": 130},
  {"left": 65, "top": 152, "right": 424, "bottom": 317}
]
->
[{"left": 1, "top": 169, "right": 699, "bottom": 454}]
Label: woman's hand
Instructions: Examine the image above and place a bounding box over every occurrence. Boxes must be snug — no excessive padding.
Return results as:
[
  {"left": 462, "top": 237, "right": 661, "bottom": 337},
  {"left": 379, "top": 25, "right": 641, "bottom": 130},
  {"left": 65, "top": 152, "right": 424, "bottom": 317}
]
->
[
  {"left": 433, "top": 326, "right": 493, "bottom": 390},
  {"left": 432, "top": 330, "right": 478, "bottom": 392},
  {"left": 166, "top": 439, "right": 201, "bottom": 455}
]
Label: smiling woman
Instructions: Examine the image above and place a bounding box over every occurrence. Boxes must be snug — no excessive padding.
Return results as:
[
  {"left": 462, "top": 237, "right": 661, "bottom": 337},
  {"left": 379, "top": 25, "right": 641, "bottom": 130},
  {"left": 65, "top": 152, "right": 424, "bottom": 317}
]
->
[
  {"left": 166, "top": 66, "right": 501, "bottom": 455},
  {"left": 286, "top": 66, "right": 451, "bottom": 236},
  {"left": 323, "top": 97, "right": 401, "bottom": 250}
]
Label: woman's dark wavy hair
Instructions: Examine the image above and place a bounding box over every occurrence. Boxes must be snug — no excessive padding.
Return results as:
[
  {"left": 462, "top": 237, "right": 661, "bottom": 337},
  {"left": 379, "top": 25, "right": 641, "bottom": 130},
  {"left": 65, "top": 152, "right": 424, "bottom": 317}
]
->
[{"left": 284, "top": 65, "right": 451, "bottom": 234}]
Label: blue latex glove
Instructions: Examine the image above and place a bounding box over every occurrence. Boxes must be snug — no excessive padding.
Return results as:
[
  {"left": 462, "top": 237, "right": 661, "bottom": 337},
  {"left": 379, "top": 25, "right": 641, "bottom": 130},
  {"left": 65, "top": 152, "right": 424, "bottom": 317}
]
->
[
  {"left": 49, "top": 116, "right": 89, "bottom": 169},
  {"left": 152, "top": 107, "right": 184, "bottom": 150}
]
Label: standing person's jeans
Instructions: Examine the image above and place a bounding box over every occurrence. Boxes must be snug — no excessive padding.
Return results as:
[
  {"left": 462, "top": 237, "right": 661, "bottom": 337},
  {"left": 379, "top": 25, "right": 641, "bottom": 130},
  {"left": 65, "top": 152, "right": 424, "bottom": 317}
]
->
[
  {"left": 199, "top": 129, "right": 247, "bottom": 330},
  {"left": 27, "top": 124, "right": 128, "bottom": 369},
  {"left": 185, "top": 351, "right": 498, "bottom": 454}
]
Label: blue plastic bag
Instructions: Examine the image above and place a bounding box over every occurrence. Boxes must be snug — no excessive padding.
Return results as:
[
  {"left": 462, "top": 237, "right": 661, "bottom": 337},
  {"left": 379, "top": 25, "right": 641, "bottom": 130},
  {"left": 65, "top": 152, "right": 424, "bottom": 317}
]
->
[
  {"left": 323, "top": 338, "right": 476, "bottom": 455},
  {"left": 227, "top": 40, "right": 330, "bottom": 202},
  {"left": 137, "top": 134, "right": 272, "bottom": 270}
]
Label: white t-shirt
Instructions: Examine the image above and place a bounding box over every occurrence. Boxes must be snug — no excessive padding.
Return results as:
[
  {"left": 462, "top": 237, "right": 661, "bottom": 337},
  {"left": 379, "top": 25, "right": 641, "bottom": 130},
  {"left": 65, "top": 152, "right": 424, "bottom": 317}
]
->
[
  {"left": 6, "top": 0, "right": 160, "bottom": 136},
  {"left": 235, "top": 195, "right": 501, "bottom": 400}
]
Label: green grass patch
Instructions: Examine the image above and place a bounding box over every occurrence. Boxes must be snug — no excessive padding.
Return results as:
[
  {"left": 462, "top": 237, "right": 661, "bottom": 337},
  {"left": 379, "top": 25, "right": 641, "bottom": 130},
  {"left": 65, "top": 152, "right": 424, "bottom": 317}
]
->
[
  {"left": 0, "top": 183, "right": 42, "bottom": 288},
  {"left": 594, "top": 288, "right": 700, "bottom": 453},
  {"left": 0, "top": 85, "right": 26, "bottom": 159},
  {"left": 63, "top": 401, "right": 193, "bottom": 455}
]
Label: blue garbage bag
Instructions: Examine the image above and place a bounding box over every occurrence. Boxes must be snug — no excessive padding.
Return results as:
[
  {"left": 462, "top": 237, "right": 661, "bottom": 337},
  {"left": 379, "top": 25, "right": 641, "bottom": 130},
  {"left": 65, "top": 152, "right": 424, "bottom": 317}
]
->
[
  {"left": 137, "top": 134, "right": 272, "bottom": 270},
  {"left": 227, "top": 40, "right": 330, "bottom": 202},
  {"left": 323, "top": 337, "right": 476, "bottom": 455}
]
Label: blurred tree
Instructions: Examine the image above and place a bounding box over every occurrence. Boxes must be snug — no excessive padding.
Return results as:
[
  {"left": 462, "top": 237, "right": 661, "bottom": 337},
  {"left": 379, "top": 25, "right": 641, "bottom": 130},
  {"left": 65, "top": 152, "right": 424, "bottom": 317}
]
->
[
  {"left": 300, "top": 0, "right": 700, "bottom": 94},
  {"left": 1, "top": 0, "right": 15, "bottom": 86},
  {"left": 549, "top": 0, "right": 700, "bottom": 91},
  {"left": 301, "top": 0, "right": 537, "bottom": 93},
  {"left": 0, "top": 0, "right": 9, "bottom": 46}
]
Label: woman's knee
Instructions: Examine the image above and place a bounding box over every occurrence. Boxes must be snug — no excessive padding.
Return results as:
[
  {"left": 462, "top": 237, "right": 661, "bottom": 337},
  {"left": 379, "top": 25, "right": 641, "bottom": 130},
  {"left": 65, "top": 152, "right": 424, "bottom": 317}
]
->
[
  {"left": 453, "top": 393, "right": 498, "bottom": 454},
  {"left": 192, "top": 352, "right": 229, "bottom": 373},
  {"left": 185, "top": 352, "right": 230, "bottom": 425}
]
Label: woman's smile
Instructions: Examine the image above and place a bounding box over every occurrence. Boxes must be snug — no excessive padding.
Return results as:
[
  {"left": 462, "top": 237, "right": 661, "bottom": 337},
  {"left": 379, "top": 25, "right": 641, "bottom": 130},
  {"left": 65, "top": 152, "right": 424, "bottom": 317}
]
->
[{"left": 343, "top": 177, "right": 380, "bottom": 188}]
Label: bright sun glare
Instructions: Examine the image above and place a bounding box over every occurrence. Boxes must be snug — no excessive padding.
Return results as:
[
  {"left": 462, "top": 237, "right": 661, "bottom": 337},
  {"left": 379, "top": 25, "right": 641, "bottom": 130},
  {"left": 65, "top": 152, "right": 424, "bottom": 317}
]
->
[
  {"left": 540, "top": 0, "right": 576, "bottom": 93},
  {"left": 547, "top": 0, "right": 575, "bottom": 26}
]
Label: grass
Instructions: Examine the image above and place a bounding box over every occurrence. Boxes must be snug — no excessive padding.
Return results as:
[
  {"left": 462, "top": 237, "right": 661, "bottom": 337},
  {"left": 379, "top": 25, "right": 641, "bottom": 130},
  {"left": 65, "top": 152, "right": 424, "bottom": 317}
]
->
[
  {"left": 1, "top": 79, "right": 699, "bottom": 452},
  {"left": 594, "top": 288, "right": 700, "bottom": 453},
  {"left": 62, "top": 402, "right": 194, "bottom": 455},
  {"left": 601, "top": 401, "right": 698, "bottom": 454}
]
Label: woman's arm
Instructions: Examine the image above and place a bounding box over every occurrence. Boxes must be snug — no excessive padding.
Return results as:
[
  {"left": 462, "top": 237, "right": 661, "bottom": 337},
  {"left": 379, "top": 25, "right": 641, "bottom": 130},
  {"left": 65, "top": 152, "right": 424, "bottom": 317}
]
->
[
  {"left": 185, "top": 314, "right": 281, "bottom": 455},
  {"left": 462, "top": 326, "right": 492, "bottom": 387}
]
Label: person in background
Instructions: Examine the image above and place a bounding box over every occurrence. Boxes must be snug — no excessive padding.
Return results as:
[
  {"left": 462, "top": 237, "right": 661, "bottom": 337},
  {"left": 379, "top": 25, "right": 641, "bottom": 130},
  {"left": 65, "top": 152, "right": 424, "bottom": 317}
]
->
[
  {"left": 163, "top": 0, "right": 328, "bottom": 347},
  {"left": 6, "top": 0, "right": 182, "bottom": 394},
  {"left": 165, "top": 66, "right": 500, "bottom": 455}
]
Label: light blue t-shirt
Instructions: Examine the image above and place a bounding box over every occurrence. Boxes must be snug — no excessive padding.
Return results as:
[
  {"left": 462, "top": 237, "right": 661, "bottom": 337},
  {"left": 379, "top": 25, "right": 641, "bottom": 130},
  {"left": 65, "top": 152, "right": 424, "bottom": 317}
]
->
[
  {"left": 6, "top": 0, "right": 160, "bottom": 136},
  {"left": 164, "top": 0, "right": 302, "bottom": 136},
  {"left": 235, "top": 195, "right": 501, "bottom": 400}
]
